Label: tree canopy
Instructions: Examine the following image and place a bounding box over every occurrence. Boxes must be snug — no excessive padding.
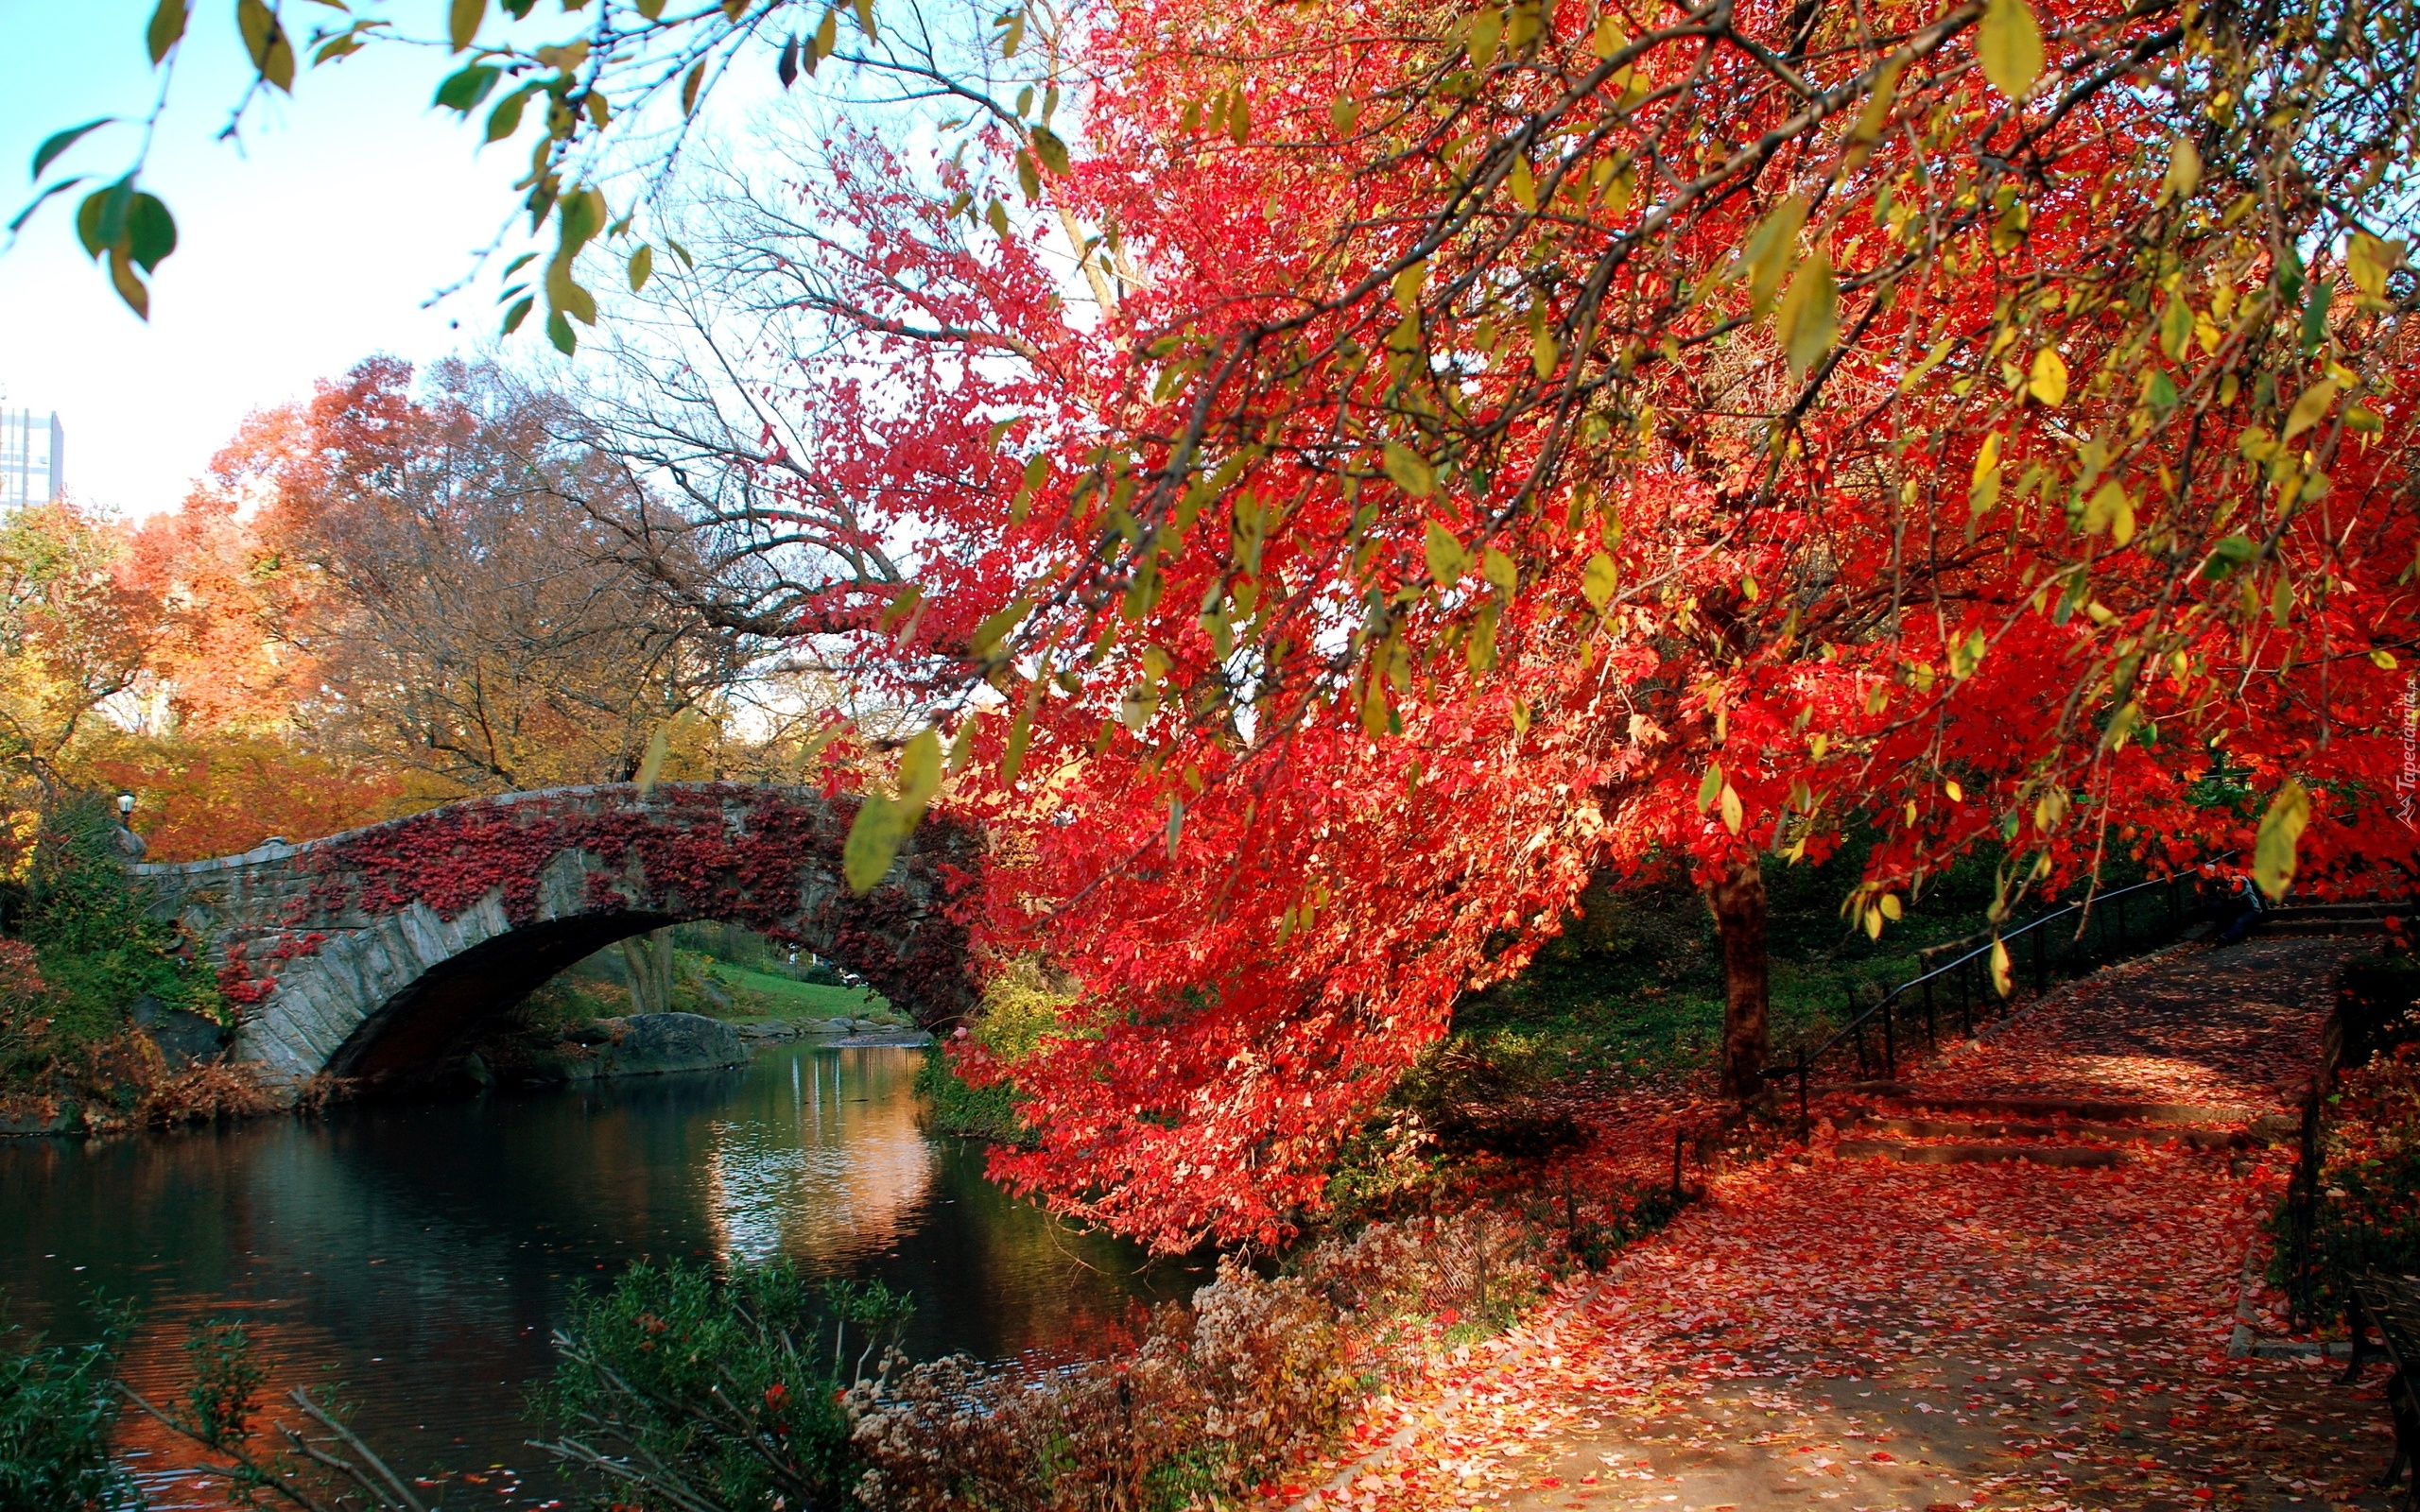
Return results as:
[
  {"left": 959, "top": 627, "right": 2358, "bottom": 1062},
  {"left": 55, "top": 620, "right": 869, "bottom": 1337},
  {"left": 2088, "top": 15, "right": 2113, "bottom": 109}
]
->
[{"left": 24, "top": 0, "right": 2420, "bottom": 1248}]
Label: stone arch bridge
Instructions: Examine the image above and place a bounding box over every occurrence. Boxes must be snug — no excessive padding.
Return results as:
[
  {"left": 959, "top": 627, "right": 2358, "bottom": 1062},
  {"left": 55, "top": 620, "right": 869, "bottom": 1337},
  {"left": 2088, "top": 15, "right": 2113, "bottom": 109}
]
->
[{"left": 134, "top": 783, "right": 979, "bottom": 1089}]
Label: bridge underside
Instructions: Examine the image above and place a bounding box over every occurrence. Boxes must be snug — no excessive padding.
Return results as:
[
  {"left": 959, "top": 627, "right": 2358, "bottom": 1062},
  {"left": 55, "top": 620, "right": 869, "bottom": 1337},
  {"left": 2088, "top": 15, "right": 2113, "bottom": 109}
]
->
[{"left": 331, "top": 912, "right": 681, "bottom": 1079}]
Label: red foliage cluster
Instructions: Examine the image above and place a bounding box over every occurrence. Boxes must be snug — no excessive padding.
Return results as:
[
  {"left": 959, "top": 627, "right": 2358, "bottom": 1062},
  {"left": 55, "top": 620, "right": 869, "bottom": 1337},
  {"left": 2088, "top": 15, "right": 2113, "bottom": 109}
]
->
[{"left": 711, "top": 0, "right": 2420, "bottom": 1250}]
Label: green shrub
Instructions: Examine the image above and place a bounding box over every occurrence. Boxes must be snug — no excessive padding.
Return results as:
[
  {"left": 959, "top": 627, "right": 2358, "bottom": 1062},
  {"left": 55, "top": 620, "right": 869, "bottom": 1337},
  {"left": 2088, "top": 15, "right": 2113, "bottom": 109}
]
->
[
  {"left": 537, "top": 1262, "right": 899, "bottom": 1511},
  {"left": 19, "top": 798, "right": 222, "bottom": 1047},
  {"left": 0, "top": 1305, "right": 142, "bottom": 1512},
  {"left": 914, "top": 1046, "right": 1029, "bottom": 1144}
]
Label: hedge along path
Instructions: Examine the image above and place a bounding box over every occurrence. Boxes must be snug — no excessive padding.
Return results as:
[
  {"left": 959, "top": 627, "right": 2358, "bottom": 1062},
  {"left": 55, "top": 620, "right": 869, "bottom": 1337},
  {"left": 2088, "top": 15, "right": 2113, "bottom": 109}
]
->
[{"left": 1270, "top": 937, "right": 2385, "bottom": 1512}]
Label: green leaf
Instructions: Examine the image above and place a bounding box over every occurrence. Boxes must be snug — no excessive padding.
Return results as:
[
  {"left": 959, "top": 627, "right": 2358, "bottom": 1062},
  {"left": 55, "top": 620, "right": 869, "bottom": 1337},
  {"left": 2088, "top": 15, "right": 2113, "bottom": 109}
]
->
[
  {"left": 1697, "top": 762, "right": 1724, "bottom": 814},
  {"left": 666, "top": 237, "right": 695, "bottom": 270},
  {"left": 546, "top": 308, "right": 578, "bottom": 355},
  {"left": 1424, "top": 522, "right": 1469, "bottom": 586},
  {"left": 2282, "top": 379, "right": 2339, "bottom": 441},
  {"left": 1738, "top": 194, "right": 1806, "bottom": 319},
  {"left": 435, "top": 64, "right": 502, "bottom": 112},
  {"left": 969, "top": 597, "right": 1032, "bottom": 660},
  {"left": 1582, "top": 551, "right": 1617, "bottom": 610},
  {"left": 125, "top": 193, "right": 175, "bottom": 272},
  {"left": 449, "top": 0, "right": 487, "bottom": 52},
  {"left": 486, "top": 85, "right": 534, "bottom": 143},
  {"left": 1978, "top": 0, "right": 2043, "bottom": 101},
  {"left": 2199, "top": 534, "right": 2256, "bottom": 581},
  {"left": 627, "top": 244, "right": 653, "bottom": 292},
  {"left": 500, "top": 295, "right": 534, "bottom": 335},
  {"left": 6, "top": 179, "right": 85, "bottom": 236},
  {"left": 236, "top": 0, "right": 295, "bottom": 91},
  {"left": 1030, "top": 125, "right": 1070, "bottom": 176},
  {"left": 1774, "top": 250, "right": 1837, "bottom": 376},
  {"left": 842, "top": 796, "right": 908, "bottom": 893},
  {"left": 1382, "top": 442, "right": 1435, "bottom": 497},
  {"left": 76, "top": 179, "right": 134, "bottom": 259},
  {"left": 2252, "top": 778, "right": 2309, "bottom": 902},
  {"left": 32, "top": 119, "right": 112, "bottom": 180},
  {"left": 146, "top": 0, "right": 189, "bottom": 64},
  {"left": 2302, "top": 278, "right": 2331, "bottom": 352}
]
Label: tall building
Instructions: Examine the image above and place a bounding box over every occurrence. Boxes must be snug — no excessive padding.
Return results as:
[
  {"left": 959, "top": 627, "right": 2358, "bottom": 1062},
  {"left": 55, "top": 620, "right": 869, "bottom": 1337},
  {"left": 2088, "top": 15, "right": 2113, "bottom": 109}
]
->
[{"left": 0, "top": 408, "right": 66, "bottom": 507}]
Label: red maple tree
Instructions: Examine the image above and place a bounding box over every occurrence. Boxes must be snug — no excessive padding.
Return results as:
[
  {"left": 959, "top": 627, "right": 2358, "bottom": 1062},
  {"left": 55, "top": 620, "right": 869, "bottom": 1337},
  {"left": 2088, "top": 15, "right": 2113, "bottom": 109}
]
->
[{"left": 588, "top": 0, "right": 2420, "bottom": 1249}]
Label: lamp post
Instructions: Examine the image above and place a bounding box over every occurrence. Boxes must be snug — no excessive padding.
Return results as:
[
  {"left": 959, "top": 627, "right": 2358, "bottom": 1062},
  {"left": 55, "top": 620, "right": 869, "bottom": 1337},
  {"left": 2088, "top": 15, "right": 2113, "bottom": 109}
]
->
[{"left": 117, "top": 792, "right": 135, "bottom": 819}]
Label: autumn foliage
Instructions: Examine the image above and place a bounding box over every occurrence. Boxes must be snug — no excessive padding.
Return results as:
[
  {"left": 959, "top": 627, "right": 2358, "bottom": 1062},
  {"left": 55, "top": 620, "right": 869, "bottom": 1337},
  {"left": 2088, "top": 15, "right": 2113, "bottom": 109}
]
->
[{"left": 577, "top": 0, "right": 2420, "bottom": 1247}]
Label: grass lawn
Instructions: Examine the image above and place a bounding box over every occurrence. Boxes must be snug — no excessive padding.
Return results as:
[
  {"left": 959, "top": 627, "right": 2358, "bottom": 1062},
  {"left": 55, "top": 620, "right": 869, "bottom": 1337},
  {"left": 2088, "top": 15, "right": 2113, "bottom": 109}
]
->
[{"left": 700, "top": 960, "right": 896, "bottom": 1022}]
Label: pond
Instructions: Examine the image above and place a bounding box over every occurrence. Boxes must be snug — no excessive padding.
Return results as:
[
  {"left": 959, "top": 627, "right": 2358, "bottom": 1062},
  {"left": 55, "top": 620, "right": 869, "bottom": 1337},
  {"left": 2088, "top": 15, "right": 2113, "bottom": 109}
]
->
[{"left": 0, "top": 1045, "right": 1200, "bottom": 1509}]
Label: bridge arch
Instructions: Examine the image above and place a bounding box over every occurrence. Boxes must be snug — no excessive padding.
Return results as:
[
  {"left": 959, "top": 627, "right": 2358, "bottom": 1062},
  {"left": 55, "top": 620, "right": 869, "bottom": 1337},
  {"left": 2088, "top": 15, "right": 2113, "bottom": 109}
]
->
[{"left": 135, "top": 783, "right": 980, "bottom": 1087}]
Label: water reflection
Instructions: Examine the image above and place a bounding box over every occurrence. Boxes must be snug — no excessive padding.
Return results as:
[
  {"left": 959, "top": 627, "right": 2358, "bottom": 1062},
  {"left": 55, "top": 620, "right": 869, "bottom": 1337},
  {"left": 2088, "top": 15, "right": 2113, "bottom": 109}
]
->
[{"left": 0, "top": 1046, "right": 1196, "bottom": 1508}]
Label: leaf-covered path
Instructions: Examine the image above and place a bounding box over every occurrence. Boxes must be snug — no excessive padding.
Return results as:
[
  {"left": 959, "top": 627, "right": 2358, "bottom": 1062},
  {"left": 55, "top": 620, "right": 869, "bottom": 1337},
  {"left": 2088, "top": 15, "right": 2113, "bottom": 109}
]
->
[{"left": 1282, "top": 937, "right": 2391, "bottom": 1512}]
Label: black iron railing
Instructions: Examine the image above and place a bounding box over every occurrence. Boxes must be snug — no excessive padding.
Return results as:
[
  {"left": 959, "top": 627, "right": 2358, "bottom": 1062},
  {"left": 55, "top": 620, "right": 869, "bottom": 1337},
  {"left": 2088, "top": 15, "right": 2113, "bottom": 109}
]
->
[{"left": 1777, "top": 867, "right": 2228, "bottom": 1136}]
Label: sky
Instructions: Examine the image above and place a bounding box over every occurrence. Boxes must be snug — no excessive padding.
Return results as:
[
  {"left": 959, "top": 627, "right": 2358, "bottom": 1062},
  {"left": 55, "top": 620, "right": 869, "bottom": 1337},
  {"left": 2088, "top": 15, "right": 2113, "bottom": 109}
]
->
[{"left": 0, "top": 4, "right": 527, "bottom": 517}]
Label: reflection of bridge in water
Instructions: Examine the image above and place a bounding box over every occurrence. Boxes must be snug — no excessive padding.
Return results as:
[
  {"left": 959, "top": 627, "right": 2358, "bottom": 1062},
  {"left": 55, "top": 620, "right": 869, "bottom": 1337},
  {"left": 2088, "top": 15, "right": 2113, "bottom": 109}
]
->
[{"left": 134, "top": 783, "right": 978, "bottom": 1088}]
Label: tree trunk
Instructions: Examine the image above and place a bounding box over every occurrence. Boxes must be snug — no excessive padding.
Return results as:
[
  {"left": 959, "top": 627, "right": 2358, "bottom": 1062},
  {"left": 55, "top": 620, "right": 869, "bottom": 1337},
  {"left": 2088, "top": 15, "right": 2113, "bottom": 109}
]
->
[
  {"left": 620, "top": 927, "right": 677, "bottom": 1015},
  {"left": 1707, "top": 855, "right": 1771, "bottom": 1104}
]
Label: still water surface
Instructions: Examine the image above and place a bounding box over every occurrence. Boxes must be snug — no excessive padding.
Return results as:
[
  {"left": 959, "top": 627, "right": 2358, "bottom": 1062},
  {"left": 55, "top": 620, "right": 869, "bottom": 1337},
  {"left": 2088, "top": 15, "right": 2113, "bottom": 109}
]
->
[{"left": 0, "top": 1046, "right": 1197, "bottom": 1507}]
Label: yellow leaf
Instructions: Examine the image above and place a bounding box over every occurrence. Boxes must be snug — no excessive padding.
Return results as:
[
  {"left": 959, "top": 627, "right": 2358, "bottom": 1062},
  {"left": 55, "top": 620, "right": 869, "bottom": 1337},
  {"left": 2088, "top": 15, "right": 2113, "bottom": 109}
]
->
[
  {"left": 1738, "top": 195, "right": 1808, "bottom": 320},
  {"left": 2349, "top": 232, "right": 2401, "bottom": 299},
  {"left": 1582, "top": 551, "right": 1617, "bottom": 610},
  {"left": 1509, "top": 153, "right": 1536, "bottom": 212},
  {"left": 842, "top": 795, "right": 908, "bottom": 893},
  {"left": 1697, "top": 763, "right": 1724, "bottom": 814},
  {"left": 1945, "top": 779, "right": 1964, "bottom": 802},
  {"left": 634, "top": 722, "right": 671, "bottom": 793},
  {"left": 2082, "top": 479, "right": 2134, "bottom": 543},
  {"left": 1879, "top": 893, "right": 1902, "bottom": 920},
  {"left": 2282, "top": 380, "right": 2340, "bottom": 441},
  {"left": 2159, "top": 136, "right": 2201, "bottom": 204},
  {"left": 1481, "top": 546, "right": 1518, "bottom": 593},
  {"left": 2028, "top": 348, "right": 2068, "bottom": 406},
  {"left": 895, "top": 727, "right": 942, "bottom": 823},
  {"left": 1863, "top": 905, "right": 1884, "bottom": 940},
  {"left": 1774, "top": 251, "right": 1838, "bottom": 376},
  {"left": 1383, "top": 443, "right": 1435, "bottom": 497},
  {"left": 2376, "top": 649, "right": 2402, "bottom": 670},
  {"left": 1978, "top": 0, "right": 2044, "bottom": 101},
  {"left": 1425, "top": 522, "right": 1469, "bottom": 586},
  {"left": 1971, "top": 431, "right": 2002, "bottom": 488},
  {"left": 1720, "top": 783, "right": 1744, "bottom": 834},
  {"left": 1990, "top": 937, "right": 2014, "bottom": 997},
  {"left": 2252, "top": 778, "right": 2309, "bottom": 902}
]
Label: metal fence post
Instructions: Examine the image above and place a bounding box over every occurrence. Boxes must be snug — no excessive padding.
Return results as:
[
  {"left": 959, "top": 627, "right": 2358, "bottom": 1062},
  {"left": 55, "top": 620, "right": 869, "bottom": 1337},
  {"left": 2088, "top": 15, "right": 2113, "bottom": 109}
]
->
[{"left": 1883, "top": 994, "right": 1897, "bottom": 1079}]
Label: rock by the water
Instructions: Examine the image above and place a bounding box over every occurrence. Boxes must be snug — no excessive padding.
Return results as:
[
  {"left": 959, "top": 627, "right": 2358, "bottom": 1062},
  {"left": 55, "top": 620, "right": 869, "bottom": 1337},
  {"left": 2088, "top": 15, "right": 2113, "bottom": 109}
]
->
[
  {"left": 133, "top": 995, "right": 230, "bottom": 1069},
  {"left": 593, "top": 1013, "right": 746, "bottom": 1076}
]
